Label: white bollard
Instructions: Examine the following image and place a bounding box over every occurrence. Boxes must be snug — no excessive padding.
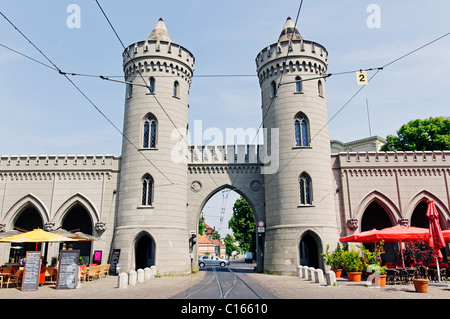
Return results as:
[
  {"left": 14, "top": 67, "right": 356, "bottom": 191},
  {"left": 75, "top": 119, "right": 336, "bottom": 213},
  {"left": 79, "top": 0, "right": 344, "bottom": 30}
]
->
[
  {"left": 307, "top": 267, "right": 315, "bottom": 281},
  {"left": 118, "top": 272, "right": 128, "bottom": 289},
  {"left": 144, "top": 267, "right": 151, "bottom": 281},
  {"left": 150, "top": 265, "right": 156, "bottom": 278},
  {"left": 137, "top": 268, "right": 145, "bottom": 283},
  {"left": 129, "top": 270, "right": 137, "bottom": 286},
  {"left": 326, "top": 271, "right": 337, "bottom": 286},
  {"left": 314, "top": 269, "right": 325, "bottom": 284},
  {"left": 297, "top": 265, "right": 302, "bottom": 277},
  {"left": 301, "top": 266, "right": 308, "bottom": 278}
]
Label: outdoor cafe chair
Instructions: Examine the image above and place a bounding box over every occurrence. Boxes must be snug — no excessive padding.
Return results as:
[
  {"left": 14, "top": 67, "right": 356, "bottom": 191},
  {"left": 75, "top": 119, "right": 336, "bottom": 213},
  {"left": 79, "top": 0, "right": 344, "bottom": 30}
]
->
[
  {"left": 86, "top": 265, "right": 101, "bottom": 281},
  {"left": 386, "top": 268, "right": 401, "bottom": 285},
  {"left": 5, "top": 269, "right": 23, "bottom": 288},
  {"left": 102, "top": 264, "right": 110, "bottom": 277}
]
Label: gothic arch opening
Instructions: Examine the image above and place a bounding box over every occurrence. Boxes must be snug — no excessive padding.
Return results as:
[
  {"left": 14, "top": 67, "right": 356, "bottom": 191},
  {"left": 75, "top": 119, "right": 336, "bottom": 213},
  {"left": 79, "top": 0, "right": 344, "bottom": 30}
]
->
[
  {"left": 198, "top": 186, "right": 257, "bottom": 264},
  {"left": 60, "top": 203, "right": 93, "bottom": 264},
  {"left": 361, "top": 201, "right": 396, "bottom": 264},
  {"left": 299, "top": 231, "right": 321, "bottom": 269},
  {"left": 135, "top": 232, "right": 155, "bottom": 270},
  {"left": 11, "top": 204, "right": 44, "bottom": 260}
]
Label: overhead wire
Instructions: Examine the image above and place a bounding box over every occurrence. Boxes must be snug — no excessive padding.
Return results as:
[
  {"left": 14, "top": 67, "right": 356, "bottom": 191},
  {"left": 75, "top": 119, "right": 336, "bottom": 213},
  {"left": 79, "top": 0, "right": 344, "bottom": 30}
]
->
[
  {"left": 0, "top": 10, "right": 176, "bottom": 186},
  {"left": 94, "top": 0, "right": 189, "bottom": 148},
  {"left": 276, "top": 30, "right": 450, "bottom": 175}
]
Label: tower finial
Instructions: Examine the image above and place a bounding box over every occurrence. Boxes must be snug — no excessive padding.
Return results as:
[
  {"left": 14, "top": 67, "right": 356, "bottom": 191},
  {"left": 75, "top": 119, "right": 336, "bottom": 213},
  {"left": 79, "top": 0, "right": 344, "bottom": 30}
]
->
[
  {"left": 148, "top": 18, "right": 172, "bottom": 41},
  {"left": 278, "top": 16, "right": 302, "bottom": 42}
]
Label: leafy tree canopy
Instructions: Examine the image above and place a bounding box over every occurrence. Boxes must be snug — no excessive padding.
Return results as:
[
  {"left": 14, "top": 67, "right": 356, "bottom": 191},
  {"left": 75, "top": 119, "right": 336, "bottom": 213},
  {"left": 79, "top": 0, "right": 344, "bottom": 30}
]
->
[
  {"left": 224, "top": 234, "right": 239, "bottom": 257},
  {"left": 380, "top": 116, "right": 450, "bottom": 152},
  {"left": 228, "top": 197, "right": 255, "bottom": 254}
]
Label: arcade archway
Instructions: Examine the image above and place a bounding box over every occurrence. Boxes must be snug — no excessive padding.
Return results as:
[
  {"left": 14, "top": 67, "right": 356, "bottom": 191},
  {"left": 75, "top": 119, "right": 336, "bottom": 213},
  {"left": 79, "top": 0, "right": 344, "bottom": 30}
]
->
[
  {"left": 299, "top": 231, "right": 321, "bottom": 269},
  {"left": 135, "top": 232, "right": 155, "bottom": 270},
  {"left": 360, "top": 201, "right": 396, "bottom": 264},
  {"left": 60, "top": 203, "right": 93, "bottom": 264},
  {"left": 11, "top": 204, "right": 44, "bottom": 261}
]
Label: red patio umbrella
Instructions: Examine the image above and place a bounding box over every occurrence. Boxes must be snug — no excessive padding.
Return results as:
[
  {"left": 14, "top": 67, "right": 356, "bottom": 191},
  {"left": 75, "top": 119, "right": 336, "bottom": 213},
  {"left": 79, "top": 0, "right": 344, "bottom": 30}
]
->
[
  {"left": 426, "top": 200, "right": 446, "bottom": 283},
  {"left": 340, "top": 225, "right": 430, "bottom": 268},
  {"left": 339, "top": 225, "right": 429, "bottom": 243}
]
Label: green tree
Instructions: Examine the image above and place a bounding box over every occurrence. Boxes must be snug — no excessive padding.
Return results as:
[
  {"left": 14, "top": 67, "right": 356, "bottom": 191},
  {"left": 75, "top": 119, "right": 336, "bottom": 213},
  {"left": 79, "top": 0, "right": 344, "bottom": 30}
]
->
[
  {"left": 224, "top": 234, "right": 238, "bottom": 257},
  {"left": 228, "top": 197, "right": 256, "bottom": 254},
  {"left": 212, "top": 230, "right": 221, "bottom": 240},
  {"left": 380, "top": 117, "right": 450, "bottom": 152},
  {"left": 198, "top": 216, "right": 205, "bottom": 235}
]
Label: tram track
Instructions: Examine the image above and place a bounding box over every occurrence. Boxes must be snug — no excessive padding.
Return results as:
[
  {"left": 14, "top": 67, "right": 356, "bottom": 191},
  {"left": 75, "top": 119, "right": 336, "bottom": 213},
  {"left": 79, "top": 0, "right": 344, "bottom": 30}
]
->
[{"left": 181, "top": 266, "right": 265, "bottom": 299}]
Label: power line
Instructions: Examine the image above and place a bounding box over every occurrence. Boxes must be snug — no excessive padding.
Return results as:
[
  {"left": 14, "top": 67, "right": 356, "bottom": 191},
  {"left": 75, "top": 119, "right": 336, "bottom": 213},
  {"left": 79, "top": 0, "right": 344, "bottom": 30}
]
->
[
  {"left": 0, "top": 10, "right": 175, "bottom": 185},
  {"left": 275, "top": 30, "right": 450, "bottom": 174},
  {"left": 94, "top": 0, "right": 189, "bottom": 147}
]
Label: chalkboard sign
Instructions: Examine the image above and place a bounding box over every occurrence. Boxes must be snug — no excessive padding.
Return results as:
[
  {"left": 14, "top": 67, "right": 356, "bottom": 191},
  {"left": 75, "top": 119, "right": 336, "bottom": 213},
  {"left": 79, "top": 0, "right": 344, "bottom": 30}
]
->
[
  {"left": 21, "top": 251, "right": 42, "bottom": 291},
  {"left": 56, "top": 250, "right": 79, "bottom": 289},
  {"left": 108, "top": 249, "right": 120, "bottom": 275}
]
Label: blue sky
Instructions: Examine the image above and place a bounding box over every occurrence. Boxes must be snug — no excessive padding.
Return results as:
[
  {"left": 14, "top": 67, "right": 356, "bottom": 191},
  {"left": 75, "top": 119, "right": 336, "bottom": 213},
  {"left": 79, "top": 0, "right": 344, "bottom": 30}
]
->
[{"left": 1, "top": 1, "right": 449, "bottom": 237}]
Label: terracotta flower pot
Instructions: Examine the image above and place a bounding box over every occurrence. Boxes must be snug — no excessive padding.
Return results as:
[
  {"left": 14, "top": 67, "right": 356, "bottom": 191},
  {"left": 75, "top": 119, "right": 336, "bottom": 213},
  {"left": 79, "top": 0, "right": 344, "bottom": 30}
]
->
[
  {"left": 347, "top": 272, "right": 362, "bottom": 282},
  {"left": 371, "top": 274, "right": 387, "bottom": 287},
  {"left": 331, "top": 269, "right": 342, "bottom": 278},
  {"left": 412, "top": 278, "right": 429, "bottom": 293}
]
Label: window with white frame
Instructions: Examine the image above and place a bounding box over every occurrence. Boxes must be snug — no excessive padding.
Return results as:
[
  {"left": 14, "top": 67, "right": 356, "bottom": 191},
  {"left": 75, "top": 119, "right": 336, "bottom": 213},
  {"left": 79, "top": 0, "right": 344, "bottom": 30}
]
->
[
  {"left": 141, "top": 173, "right": 154, "bottom": 206},
  {"left": 299, "top": 172, "right": 312, "bottom": 205},
  {"left": 143, "top": 114, "right": 157, "bottom": 148},
  {"left": 294, "top": 112, "right": 309, "bottom": 147}
]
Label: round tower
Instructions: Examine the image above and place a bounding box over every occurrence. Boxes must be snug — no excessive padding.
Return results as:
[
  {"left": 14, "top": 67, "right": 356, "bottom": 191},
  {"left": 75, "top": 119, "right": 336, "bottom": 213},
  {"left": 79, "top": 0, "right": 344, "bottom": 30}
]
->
[
  {"left": 114, "top": 18, "right": 194, "bottom": 275},
  {"left": 256, "top": 18, "right": 339, "bottom": 275}
]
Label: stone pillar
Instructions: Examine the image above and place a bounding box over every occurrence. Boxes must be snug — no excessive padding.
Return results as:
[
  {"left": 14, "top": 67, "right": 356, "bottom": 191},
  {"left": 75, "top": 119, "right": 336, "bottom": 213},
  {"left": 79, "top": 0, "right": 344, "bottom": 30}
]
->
[
  {"left": 144, "top": 267, "right": 151, "bottom": 280},
  {"left": 137, "top": 269, "right": 145, "bottom": 283},
  {"left": 118, "top": 272, "right": 128, "bottom": 289},
  {"left": 326, "top": 271, "right": 337, "bottom": 286},
  {"left": 314, "top": 269, "right": 325, "bottom": 284},
  {"left": 129, "top": 270, "right": 137, "bottom": 286}
]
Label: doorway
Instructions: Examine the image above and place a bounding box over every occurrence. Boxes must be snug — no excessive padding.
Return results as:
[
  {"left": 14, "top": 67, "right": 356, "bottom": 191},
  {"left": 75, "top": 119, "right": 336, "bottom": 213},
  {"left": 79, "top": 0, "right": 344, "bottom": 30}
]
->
[{"left": 135, "top": 233, "right": 155, "bottom": 270}]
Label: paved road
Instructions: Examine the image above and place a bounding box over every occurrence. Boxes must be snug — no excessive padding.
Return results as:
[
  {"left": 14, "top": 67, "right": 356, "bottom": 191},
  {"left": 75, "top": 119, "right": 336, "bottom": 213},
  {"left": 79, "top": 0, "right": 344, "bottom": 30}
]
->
[{"left": 171, "top": 262, "right": 277, "bottom": 299}]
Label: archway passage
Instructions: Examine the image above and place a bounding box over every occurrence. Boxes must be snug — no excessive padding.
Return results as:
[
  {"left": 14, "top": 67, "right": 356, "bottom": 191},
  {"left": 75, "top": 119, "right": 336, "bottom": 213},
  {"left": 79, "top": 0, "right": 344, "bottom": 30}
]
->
[
  {"left": 361, "top": 201, "right": 395, "bottom": 264},
  {"left": 12, "top": 205, "right": 44, "bottom": 261},
  {"left": 135, "top": 233, "right": 155, "bottom": 270},
  {"left": 61, "top": 204, "right": 93, "bottom": 264},
  {"left": 299, "top": 233, "right": 320, "bottom": 268}
]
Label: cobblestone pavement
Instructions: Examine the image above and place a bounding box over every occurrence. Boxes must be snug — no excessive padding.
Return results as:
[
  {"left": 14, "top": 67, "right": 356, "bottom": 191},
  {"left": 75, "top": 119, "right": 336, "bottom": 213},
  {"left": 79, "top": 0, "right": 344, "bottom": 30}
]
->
[{"left": 1, "top": 267, "right": 449, "bottom": 300}]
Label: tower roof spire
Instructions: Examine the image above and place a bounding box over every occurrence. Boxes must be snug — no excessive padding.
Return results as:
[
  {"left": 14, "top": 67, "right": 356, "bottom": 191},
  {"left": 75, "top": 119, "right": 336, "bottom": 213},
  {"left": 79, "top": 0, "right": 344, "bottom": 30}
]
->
[
  {"left": 148, "top": 17, "right": 172, "bottom": 42},
  {"left": 278, "top": 17, "right": 302, "bottom": 42}
]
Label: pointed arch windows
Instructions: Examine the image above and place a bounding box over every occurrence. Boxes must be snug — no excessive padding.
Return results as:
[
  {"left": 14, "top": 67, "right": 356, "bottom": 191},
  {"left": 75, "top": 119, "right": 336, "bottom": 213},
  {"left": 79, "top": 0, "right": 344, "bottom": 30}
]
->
[
  {"left": 318, "top": 80, "right": 323, "bottom": 97},
  {"left": 173, "top": 81, "right": 180, "bottom": 98},
  {"left": 143, "top": 114, "right": 157, "bottom": 148},
  {"left": 295, "top": 76, "right": 303, "bottom": 93},
  {"left": 271, "top": 81, "right": 277, "bottom": 98},
  {"left": 149, "top": 77, "right": 156, "bottom": 94},
  {"left": 299, "top": 172, "right": 312, "bottom": 205},
  {"left": 294, "top": 112, "right": 309, "bottom": 147},
  {"left": 141, "top": 174, "right": 154, "bottom": 206}
]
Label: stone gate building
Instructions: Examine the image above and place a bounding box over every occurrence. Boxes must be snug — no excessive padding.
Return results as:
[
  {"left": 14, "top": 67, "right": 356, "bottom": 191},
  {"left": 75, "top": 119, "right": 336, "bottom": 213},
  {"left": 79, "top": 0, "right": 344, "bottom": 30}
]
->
[{"left": 0, "top": 18, "right": 449, "bottom": 276}]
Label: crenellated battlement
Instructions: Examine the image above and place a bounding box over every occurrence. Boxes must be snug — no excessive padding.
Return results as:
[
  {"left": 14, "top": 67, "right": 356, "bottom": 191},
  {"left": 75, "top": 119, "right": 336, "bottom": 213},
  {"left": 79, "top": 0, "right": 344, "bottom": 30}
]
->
[
  {"left": 187, "top": 145, "right": 264, "bottom": 164},
  {"left": 0, "top": 155, "right": 120, "bottom": 171},
  {"left": 123, "top": 40, "right": 195, "bottom": 85},
  {"left": 256, "top": 39, "right": 328, "bottom": 86},
  {"left": 335, "top": 150, "right": 450, "bottom": 168}
]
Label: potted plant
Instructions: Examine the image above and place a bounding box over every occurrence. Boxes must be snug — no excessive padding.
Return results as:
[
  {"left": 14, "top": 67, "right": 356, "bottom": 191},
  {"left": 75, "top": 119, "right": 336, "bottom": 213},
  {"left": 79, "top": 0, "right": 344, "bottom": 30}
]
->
[
  {"left": 341, "top": 249, "right": 363, "bottom": 282},
  {"left": 322, "top": 243, "right": 344, "bottom": 277},
  {"left": 358, "top": 242, "right": 387, "bottom": 287},
  {"left": 405, "top": 240, "right": 431, "bottom": 293}
]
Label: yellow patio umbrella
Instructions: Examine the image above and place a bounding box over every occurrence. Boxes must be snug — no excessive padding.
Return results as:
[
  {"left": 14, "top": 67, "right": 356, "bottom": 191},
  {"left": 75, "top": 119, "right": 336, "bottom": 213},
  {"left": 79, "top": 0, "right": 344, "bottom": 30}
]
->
[{"left": 0, "top": 228, "right": 77, "bottom": 249}]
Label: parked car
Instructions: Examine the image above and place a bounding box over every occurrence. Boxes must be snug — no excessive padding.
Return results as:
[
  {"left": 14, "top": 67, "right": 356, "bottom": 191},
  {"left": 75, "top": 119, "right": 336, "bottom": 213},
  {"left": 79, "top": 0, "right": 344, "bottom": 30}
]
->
[
  {"left": 198, "top": 255, "right": 230, "bottom": 268},
  {"left": 245, "top": 252, "right": 253, "bottom": 263}
]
